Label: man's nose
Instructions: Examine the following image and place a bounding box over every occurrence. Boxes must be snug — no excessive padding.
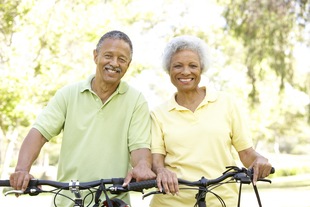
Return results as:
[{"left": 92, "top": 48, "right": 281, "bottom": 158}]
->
[{"left": 109, "top": 57, "right": 119, "bottom": 67}]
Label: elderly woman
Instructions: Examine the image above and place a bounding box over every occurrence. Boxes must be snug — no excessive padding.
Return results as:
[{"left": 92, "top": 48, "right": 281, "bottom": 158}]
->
[{"left": 150, "top": 35, "right": 272, "bottom": 207}]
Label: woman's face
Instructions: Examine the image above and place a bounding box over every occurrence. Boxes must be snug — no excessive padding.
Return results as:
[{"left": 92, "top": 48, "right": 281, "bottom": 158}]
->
[{"left": 169, "top": 49, "right": 202, "bottom": 92}]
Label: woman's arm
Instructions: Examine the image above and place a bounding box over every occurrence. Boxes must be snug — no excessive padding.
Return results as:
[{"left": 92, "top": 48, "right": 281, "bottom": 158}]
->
[
  {"left": 152, "top": 153, "right": 179, "bottom": 194},
  {"left": 238, "top": 147, "right": 272, "bottom": 185}
]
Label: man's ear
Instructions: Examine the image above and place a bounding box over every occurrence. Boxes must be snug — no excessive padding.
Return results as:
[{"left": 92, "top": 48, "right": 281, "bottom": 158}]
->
[{"left": 93, "top": 49, "right": 98, "bottom": 63}]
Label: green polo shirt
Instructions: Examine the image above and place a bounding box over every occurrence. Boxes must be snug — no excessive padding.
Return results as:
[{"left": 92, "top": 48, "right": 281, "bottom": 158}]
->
[{"left": 33, "top": 74, "right": 151, "bottom": 206}]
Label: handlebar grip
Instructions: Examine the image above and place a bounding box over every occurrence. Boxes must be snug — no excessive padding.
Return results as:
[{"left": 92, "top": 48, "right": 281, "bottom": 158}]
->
[
  {"left": 249, "top": 167, "right": 275, "bottom": 175},
  {"left": 127, "top": 180, "right": 157, "bottom": 191},
  {"left": 0, "top": 180, "right": 11, "bottom": 187}
]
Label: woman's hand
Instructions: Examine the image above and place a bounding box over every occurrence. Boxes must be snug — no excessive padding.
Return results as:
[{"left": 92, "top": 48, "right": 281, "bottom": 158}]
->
[{"left": 155, "top": 167, "right": 179, "bottom": 195}]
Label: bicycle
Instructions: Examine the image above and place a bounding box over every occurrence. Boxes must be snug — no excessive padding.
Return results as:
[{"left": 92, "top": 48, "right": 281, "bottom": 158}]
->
[
  {"left": 0, "top": 177, "right": 133, "bottom": 207},
  {"left": 0, "top": 165, "right": 274, "bottom": 207},
  {"left": 127, "top": 165, "right": 275, "bottom": 207}
]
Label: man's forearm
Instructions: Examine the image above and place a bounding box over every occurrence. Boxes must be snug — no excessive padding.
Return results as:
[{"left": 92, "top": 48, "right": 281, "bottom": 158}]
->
[
  {"left": 15, "top": 128, "right": 47, "bottom": 172},
  {"left": 130, "top": 148, "right": 152, "bottom": 168}
]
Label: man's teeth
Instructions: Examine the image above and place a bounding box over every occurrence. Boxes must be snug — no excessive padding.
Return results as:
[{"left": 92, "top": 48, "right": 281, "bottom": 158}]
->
[
  {"left": 107, "top": 68, "right": 117, "bottom": 73},
  {"left": 106, "top": 67, "right": 120, "bottom": 73}
]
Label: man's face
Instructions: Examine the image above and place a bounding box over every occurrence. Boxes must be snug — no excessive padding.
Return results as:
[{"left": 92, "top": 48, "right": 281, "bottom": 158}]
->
[{"left": 93, "top": 38, "right": 131, "bottom": 86}]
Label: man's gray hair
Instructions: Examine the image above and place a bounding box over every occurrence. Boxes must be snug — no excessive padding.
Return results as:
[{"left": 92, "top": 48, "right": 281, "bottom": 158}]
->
[{"left": 96, "top": 30, "right": 133, "bottom": 60}]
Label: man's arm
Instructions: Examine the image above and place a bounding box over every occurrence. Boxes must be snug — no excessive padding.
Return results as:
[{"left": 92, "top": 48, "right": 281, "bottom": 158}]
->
[
  {"left": 122, "top": 148, "right": 156, "bottom": 186},
  {"left": 10, "top": 128, "right": 47, "bottom": 191}
]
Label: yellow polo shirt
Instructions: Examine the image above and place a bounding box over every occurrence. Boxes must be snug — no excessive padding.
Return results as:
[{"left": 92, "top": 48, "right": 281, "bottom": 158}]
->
[
  {"left": 33, "top": 74, "right": 151, "bottom": 207},
  {"left": 150, "top": 87, "right": 252, "bottom": 207}
]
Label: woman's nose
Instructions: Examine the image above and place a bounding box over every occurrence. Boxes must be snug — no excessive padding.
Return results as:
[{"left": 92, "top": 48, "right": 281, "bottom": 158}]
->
[{"left": 181, "top": 66, "right": 191, "bottom": 74}]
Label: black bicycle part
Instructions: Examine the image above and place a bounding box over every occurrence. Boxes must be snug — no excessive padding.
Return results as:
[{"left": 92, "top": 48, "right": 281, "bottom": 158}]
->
[
  {"left": 101, "top": 198, "right": 129, "bottom": 207},
  {"left": 0, "top": 166, "right": 275, "bottom": 207}
]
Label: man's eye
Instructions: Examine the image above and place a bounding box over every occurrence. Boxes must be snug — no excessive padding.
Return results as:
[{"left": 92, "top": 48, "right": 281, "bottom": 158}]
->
[{"left": 119, "top": 58, "right": 127, "bottom": 63}]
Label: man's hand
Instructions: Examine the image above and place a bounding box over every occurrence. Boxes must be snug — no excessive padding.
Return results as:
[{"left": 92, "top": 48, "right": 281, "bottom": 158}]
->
[
  {"left": 123, "top": 162, "right": 156, "bottom": 186},
  {"left": 123, "top": 148, "right": 156, "bottom": 186},
  {"left": 9, "top": 170, "right": 34, "bottom": 196}
]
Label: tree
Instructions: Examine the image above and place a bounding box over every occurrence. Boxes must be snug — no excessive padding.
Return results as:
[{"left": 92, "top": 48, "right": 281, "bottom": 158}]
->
[
  {"left": 0, "top": 0, "right": 103, "bottom": 180},
  {"left": 0, "top": 0, "right": 143, "bottom": 180},
  {"left": 219, "top": 0, "right": 309, "bottom": 99},
  {"left": 0, "top": 0, "right": 33, "bottom": 182},
  {"left": 218, "top": 0, "right": 310, "bottom": 152}
]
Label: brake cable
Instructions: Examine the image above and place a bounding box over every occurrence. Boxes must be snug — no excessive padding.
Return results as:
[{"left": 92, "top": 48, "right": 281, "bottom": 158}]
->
[
  {"left": 247, "top": 169, "right": 263, "bottom": 207},
  {"left": 92, "top": 180, "right": 113, "bottom": 207}
]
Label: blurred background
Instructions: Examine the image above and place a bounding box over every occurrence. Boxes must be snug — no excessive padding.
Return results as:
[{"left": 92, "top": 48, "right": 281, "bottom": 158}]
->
[{"left": 0, "top": 0, "right": 310, "bottom": 206}]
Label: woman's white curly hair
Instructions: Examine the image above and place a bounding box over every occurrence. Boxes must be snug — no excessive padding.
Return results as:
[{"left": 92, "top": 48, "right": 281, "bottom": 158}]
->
[{"left": 162, "top": 35, "right": 210, "bottom": 73}]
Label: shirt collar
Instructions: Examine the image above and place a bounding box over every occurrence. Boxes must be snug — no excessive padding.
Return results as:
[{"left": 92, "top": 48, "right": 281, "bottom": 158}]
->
[
  {"left": 167, "top": 86, "right": 219, "bottom": 111},
  {"left": 80, "top": 74, "right": 129, "bottom": 94}
]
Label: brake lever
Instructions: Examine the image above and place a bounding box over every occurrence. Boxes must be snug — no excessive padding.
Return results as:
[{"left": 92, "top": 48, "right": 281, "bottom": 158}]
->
[
  {"left": 142, "top": 190, "right": 166, "bottom": 200},
  {"left": 108, "top": 185, "right": 129, "bottom": 194},
  {"left": 4, "top": 190, "right": 24, "bottom": 196},
  {"left": 257, "top": 178, "right": 272, "bottom": 183},
  {"left": 234, "top": 173, "right": 252, "bottom": 184},
  {"left": 4, "top": 186, "right": 42, "bottom": 196},
  {"left": 223, "top": 166, "right": 241, "bottom": 174},
  {"left": 246, "top": 168, "right": 272, "bottom": 183}
]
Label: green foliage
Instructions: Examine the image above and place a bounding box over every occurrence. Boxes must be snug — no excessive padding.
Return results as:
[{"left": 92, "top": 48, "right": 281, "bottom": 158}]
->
[
  {"left": 0, "top": 75, "right": 32, "bottom": 134},
  {"left": 0, "top": 0, "right": 30, "bottom": 35},
  {"left": 215, "top": 0, "right": 310, "bottom": 153},
  {"left": 219, "top": 0, "right": 310, "bottom": 105},
  {"left": 274, "top": 166, "right": 310, "bottom": 177},
  {"left": 0, "top": 0, "right": 32, "bottom": 52}
]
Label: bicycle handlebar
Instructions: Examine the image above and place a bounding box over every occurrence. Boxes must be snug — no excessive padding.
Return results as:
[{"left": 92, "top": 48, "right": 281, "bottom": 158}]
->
[
  {"left": 0, "top": 166, "right": 275, "bottom": 207},
  {"left": 0, "top": 178, "right": 129, "bottom": 196},
  {"left": 0, "top": 166, "right": 275, "bottom": 195},
  {"left": 127, "top": 166, "right": 275, "bottom": 192},
  {"left": 1, "top": 178, "right": 124, "bottom": 189}
]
